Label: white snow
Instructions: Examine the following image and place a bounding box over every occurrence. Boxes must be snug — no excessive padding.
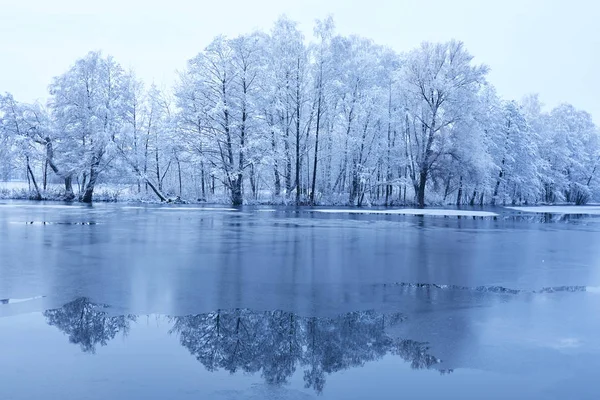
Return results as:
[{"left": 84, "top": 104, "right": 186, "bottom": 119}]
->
[
  {"left": 120, "top": 206, "right": 239, "bottom": 211},
  {"left": 1, "top": 296, "right": 45, "bottom": 304},
  {"left": 0, "top": 204, "right": 83, "bottom": 209},
  {"left": 311, "top": 208, "right": 498, "bottom": 217},
  {"left": 158, "top": 207, "right": 238, "bottom": 211},
  {"left": 506, "top": 206, "right": 600, "bottom": 215}
]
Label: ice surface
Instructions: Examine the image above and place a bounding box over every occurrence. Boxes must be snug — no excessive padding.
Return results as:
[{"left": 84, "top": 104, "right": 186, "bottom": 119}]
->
[
  {"left": 312, "top": 208, "right": 499, "bottom": 217},
  {"left": 507, "top": 206, "right": 600, "bottom": 215},
  {"left": 157, "top": 207, "right": 238, "bottom": 211},
  {"left": 2, "top": 202, "right": 600, "bottom": 399},
  {"left": 0, "top": 204, "right": 83, "bottom": 209},
  {"left": 0, "top": 295, "right": 45, "bottom": 304}
]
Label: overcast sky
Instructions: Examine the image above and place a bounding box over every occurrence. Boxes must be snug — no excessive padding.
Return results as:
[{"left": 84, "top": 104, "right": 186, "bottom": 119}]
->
[{"left": 1, "top": 0, "right": 598, "bottom": 122}]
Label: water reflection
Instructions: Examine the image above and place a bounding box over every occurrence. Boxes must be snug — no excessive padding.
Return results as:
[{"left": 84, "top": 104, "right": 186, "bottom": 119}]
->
[
  {"left": 504, "top": 213, "right": 592, "bottom": 224},
  {"left": 43, "top": 298, "right": 137, "bottom": 354},
  {"left": 44, "top": 298, "right": 450, "bottom": 394}
]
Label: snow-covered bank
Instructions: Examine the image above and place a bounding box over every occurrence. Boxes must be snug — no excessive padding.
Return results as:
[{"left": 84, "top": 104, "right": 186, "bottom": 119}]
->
[
  {"left": 0, "top": 295, "right": 45, "bottom": 305},
  {"left": 312, "top": 208, "right": 499, "bottom": 217},
  {"left": 506, "top": 206, "right": 600, "bottom": 215},
  {"left": 156, "top": 207, "right": 238, "bottom": 211}
]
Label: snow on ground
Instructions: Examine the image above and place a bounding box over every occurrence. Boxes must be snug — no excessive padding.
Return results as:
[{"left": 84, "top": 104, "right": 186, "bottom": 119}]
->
[
  {"left": 506, "top": 206, "right": 600, "bottom": 215},
  {"left": 0, "top": 204, "right": 84, "bottom": 209},
  {"left": 312, "top": 208, "right": 499, "bottom": 217},
  {"left": 0, "top": 296, "right": 45, "bottom": 305},
  {"left": 157, "top": 207, "right": 238, "bottom": 211}
]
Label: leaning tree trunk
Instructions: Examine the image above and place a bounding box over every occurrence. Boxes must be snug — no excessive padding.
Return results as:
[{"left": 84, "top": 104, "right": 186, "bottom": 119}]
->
[
  {"left": 26, "top": 157, "right": 42, "bottom": 200},
  {"left": 116, "top": 146, "right": 168, "bottom": 202},
  {"left": 45, "top": 138, "right": 75, "bottom": 200},
  {"left": 80, "top": 156, "right": 101, "bottom": 203}
]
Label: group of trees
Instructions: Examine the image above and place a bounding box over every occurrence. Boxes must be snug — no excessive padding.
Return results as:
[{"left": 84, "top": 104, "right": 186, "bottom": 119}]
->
[{"left": 2, "top": 16, "right": 599, "bottom": 206}]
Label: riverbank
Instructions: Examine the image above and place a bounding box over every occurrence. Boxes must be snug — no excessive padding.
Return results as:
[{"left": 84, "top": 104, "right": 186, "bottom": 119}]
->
[{"left": 2, "top": 181, "right": 599, "bottom": 211}]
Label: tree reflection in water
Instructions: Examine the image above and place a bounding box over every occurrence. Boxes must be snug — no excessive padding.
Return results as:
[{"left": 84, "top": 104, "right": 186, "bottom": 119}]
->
[
  {"left": 43, "top": 298, "right": 137, "bottom": 354},
  {"left": 44, "top": 299, "right": 450, "bottom": 394},
  {"left": 170, "top": 309, "right": 449, "bottom": 393}
]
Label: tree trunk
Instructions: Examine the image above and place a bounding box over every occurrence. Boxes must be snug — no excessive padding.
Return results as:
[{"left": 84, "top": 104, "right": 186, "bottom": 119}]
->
[
  {"left": 200, "top": 162, "right": 206, "bottom": 199},
  {"left": 284, "top": 114, "right": 292, "bottom": 194},
  {"left": 26, "top": 163, "right": 31, "bottom": 191},
  {"left": 44, "top": 138, "right": 75, "bottom": 200},
  {"left": 284, "top": 141, "right": 292, "bottom": 194},
  {"left": 177, "top": 158, "right": 182, "bottom": 197},
  {"left": 64, "top": 176, "right": 75, "bottom": 201},
  {"left": 231, "top": 178, "right": 243, "bottom": 206},
  {"left": 456, "top": 176, "right": 463, "bottom": 206},
  {"left": 80, "top": 155, "right": 101, "bottom": 203},
  {"left": 310, "top": 103, "right": 321, "bottom": 205},
  {"left": 250, "top": 164, "right": 257, "bottom": 200},
  {"left": 417, "top": 170, "right": 427, "bottom": 208},
  {"left": 402, "top": 166, "right": 407, "bottom": 204},
  {"left": 155, "top": 148, "right": 161, "bottom": 192},
  {"left": 43, "top": 159, "right": 48, "bottom": 191},
  {"left": 271, "top": 124, "right": 281, "bottom": 196},
  {"left": 274, "top": 163, "right": 281, "bottom": 197},
  {"left": 469, "top": 190, "right": 477, "bottom": 206},
  {"left": 295, "top": 57, "right": 302, "bottom": 205},
  {"left": 26, "top": 157, "right": 42, "bottom": 200},
  {"left": 492, "top": 156, "right": 505, "bottom": 205},
  {"left": 144, "top": 133, "right": 150, "bottom": 193}
]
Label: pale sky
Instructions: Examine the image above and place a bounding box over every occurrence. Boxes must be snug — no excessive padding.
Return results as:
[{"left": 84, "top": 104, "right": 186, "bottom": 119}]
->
[{"left": 1, "top": 0, "right": 598, "bottom": 122}]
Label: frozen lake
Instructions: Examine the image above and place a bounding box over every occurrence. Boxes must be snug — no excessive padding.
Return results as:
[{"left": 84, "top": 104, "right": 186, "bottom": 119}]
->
[{"left": 1, "top": 201, "right": 600, "bottom": 399}]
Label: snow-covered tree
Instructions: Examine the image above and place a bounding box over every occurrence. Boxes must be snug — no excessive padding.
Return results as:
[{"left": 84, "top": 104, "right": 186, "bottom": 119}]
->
[
  {"left": 399, "top": 40, "right": 488, "bottom": 207},
  {"left": 49, "top": 51, "right": 133, "bottom": 203}
]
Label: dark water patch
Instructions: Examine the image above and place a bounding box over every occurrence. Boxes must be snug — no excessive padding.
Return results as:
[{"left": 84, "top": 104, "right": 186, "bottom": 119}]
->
[
  {"left": 14, "top": 221, "right": 99, "bottom": 226},
  {"left": 536, "top": 285, "right": 590, "bottom": 293},
  {"left": 500, "top": 213, "right": 598, "bottom": 224}
]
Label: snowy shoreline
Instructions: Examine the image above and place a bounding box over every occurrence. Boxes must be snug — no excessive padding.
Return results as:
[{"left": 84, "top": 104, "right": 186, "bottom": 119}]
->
[
  {"left": 506, "top": 206, "right": 600, "bottom": 215},
  {"left": 4, "top": 193, "right": 600, "bottom": 217},
  {"left": 312, "top": 208, "right": 499, "bottom": 217}
]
